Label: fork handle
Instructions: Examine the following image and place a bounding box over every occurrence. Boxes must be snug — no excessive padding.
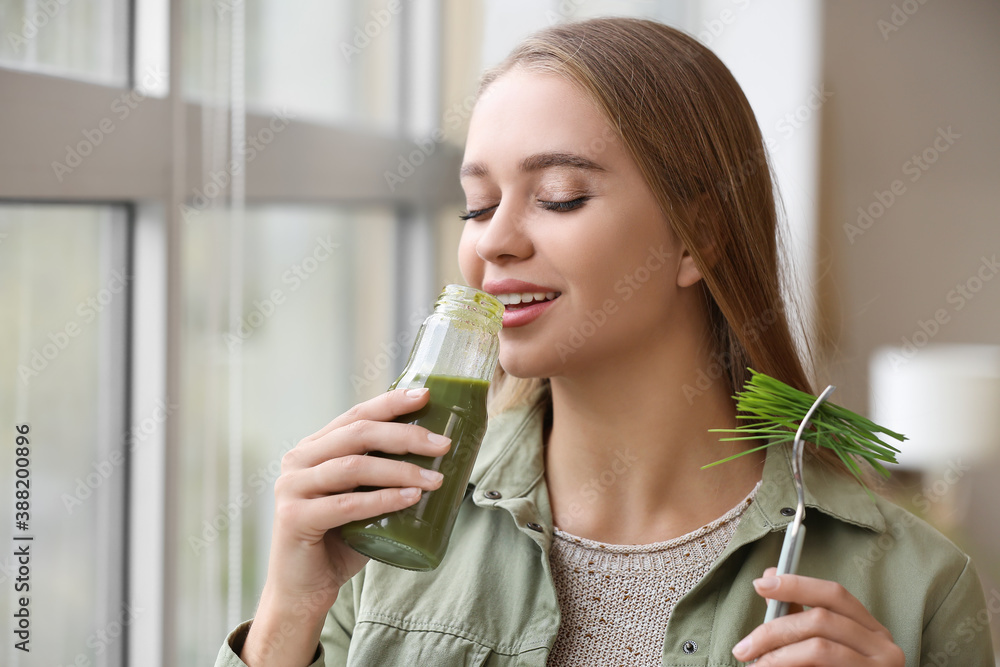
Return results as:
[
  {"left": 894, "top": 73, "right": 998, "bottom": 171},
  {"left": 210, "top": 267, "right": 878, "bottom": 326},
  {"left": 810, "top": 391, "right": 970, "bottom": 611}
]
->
[{"left": 764, "top": 524, "right": 806, "bottom": 623}]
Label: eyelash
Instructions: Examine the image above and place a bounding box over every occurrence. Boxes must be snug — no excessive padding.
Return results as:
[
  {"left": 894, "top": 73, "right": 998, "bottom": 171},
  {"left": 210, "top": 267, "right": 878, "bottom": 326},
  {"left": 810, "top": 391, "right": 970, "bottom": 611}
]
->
[
  {"left": 458, "top": 205, "right": 498, "bottom": 221},
  {"left": 540, "top": 197, "right": 589, "bottom": 212},
  {"left": 458, "top": 197, "right": 590, "bottom": 221}
]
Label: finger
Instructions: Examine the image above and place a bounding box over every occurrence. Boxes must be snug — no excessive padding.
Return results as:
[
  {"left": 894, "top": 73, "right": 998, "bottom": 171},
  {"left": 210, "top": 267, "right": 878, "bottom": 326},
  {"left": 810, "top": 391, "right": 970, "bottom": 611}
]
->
[
  {"left": 752, "top": 574, "right": 889, "bottom": 635},
  {"left": 761, "top": 566, "right": 777, "bottom": 605},
  {"left": 759, "top": 567, "right": 801, "bottom": 611},
  {"left": 745, "top": 636, "right": 868, "bottom": 667},
  {"left": 294, "top": 486, "right": 427, "bottom": 534},
  {"left": 733, "top": 605, "right": 889, "bottom": 662},
  {"left": 306, "top": 387, "right": 431, "bottom": 442},
  {"left": 291, "top": 454, "right": 445, "bottom": 497},
  {"left": 286, "top": 417, "right": 451, "bottom": 471}
]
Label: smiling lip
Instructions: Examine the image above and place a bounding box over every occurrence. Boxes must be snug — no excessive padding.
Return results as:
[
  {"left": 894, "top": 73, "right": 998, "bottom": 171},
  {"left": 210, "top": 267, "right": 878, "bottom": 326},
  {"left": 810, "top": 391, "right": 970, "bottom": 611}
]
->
[
  {"left": 499, "top": 299, "right": 558, "bottom": 327},
  {"left": 482, "top": 279, "right": 561, "bottom": 328}
]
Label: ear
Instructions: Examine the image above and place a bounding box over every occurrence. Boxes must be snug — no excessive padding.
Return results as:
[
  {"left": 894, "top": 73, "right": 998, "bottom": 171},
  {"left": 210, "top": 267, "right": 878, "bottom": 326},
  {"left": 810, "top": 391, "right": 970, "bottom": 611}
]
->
[
  {"left": 675, "top": 194, "right": 721, "bottom": 288},
  {"left": 676, "top": 246, "right": 704, "bottom": 288}
]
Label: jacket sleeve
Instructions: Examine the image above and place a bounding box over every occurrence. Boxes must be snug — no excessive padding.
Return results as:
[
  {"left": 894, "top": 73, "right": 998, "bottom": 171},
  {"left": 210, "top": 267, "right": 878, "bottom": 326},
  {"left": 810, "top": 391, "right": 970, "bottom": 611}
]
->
[
  {"left": 920, "top": 555, "right": 996, "bottom": 665},
  {"left": 213, "top": 620, "right": 324, "bottom": 667},
  {"left": 213, "top": 569, "right": 364, "bottom": 667},
  {"left": 320, "top": 568, "right": 364, "bottom": 667}
]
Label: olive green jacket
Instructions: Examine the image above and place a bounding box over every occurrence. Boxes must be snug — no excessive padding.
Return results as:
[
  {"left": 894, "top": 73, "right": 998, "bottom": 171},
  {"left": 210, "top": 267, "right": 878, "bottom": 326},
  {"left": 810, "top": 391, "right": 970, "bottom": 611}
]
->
[{"left": 217, "top": 392, "right": 996, "bottom": 666}]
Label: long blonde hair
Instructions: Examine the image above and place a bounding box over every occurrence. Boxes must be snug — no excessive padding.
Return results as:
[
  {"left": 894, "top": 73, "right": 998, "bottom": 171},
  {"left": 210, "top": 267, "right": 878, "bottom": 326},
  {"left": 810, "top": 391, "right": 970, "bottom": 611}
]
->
[{"left": 479, "top": 19, "right": 830, "bottom": 467}]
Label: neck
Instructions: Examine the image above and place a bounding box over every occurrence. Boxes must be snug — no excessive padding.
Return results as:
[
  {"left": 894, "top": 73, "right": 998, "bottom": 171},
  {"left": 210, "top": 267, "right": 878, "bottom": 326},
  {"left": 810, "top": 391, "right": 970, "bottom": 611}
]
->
[{"left": 543, "top": 321, "right": 765, "bottom": 545}]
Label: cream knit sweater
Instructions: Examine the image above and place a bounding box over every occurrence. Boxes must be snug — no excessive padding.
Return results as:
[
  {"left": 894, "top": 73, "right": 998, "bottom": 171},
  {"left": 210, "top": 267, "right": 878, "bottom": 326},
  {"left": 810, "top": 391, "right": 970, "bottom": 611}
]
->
[{"left": 546, "top": 483, "right": 760, "bottom": 666}]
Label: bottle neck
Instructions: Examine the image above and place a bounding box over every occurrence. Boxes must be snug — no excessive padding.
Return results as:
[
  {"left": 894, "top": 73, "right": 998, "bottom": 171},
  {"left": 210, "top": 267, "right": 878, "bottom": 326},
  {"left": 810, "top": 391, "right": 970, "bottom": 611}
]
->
[{"left": 392, "top": 285, "right": 502, "bottom": 386}]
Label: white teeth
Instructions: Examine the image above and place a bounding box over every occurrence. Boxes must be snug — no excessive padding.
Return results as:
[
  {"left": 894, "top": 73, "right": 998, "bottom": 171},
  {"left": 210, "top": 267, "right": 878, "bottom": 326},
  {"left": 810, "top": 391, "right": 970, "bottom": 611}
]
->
[{"left": 496, "top": 291, "right": 559, "bottom": 306}]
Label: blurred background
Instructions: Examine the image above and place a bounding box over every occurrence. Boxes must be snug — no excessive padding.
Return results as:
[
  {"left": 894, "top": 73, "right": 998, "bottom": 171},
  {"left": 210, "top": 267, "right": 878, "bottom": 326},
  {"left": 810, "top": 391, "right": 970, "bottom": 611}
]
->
[{"left": 0, "top": 0, "right": 997, "bottom": 664}]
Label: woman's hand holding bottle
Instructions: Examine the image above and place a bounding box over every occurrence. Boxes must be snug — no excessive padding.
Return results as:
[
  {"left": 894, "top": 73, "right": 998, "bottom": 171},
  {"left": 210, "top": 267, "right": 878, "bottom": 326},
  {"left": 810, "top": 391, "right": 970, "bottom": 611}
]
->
[{"left": 240, "top": 387, "right": 450, "bottom": 667}]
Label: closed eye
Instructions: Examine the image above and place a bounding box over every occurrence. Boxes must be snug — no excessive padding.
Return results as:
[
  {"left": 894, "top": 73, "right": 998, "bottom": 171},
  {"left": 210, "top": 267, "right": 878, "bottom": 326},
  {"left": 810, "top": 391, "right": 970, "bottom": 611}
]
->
[
  {"left": 459, "top": 204, "right": 499, "bottom": 221},
  {"left": 538, "top": 196, "right": 589, "bottom": 212}
]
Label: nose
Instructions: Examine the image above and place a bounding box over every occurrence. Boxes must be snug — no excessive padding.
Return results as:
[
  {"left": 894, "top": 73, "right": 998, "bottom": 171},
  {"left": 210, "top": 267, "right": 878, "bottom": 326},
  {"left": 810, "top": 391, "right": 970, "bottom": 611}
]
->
[{"left": 475, "top": 204, "right": 533, "bottom": 264}]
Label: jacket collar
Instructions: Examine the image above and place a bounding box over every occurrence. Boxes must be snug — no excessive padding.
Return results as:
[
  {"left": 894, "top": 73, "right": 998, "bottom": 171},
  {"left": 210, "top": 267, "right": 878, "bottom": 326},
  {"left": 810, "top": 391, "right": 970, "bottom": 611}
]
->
[
  {"left": 468, "top": 386, "right": 551, "bottom": 502},
  {"left": 469, "top": 384, "right": 886, "bottom": 534},
  {"left": 756, "top": 438, "right": 886, "bottom": 533}
]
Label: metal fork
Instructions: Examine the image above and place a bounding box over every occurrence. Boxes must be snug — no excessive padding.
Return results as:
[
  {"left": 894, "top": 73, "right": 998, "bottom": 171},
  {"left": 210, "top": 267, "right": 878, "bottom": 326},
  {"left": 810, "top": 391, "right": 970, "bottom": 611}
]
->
[{"left": 763, "top": 384, "right": 837, "bottom": 623}]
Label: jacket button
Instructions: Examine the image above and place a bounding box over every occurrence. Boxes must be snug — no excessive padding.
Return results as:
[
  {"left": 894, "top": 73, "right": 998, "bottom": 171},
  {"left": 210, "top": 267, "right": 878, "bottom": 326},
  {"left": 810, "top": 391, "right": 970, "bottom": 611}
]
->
[
  {"left": 682, "top": 640, "right": 698, "bottom": 654},
  {"left": 526, "top": 522, "right": 544, "bottom": 532},
  {"left": 484, "top": 490, "right": 502, "bottom": 500},
  {"left": 780, "top": 507, "right": 796, "bottom": 517}
]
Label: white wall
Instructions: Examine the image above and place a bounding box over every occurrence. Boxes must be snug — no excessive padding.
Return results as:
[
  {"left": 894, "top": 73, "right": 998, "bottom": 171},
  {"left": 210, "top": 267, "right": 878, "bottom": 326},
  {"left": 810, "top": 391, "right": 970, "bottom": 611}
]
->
[{"left": 695, "top": 0, "right": 824, "bottom": 376}]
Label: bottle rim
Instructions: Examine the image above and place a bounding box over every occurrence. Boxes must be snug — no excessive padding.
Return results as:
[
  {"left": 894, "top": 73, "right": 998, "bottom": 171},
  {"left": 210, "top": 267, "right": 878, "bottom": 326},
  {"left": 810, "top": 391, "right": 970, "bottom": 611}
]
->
[{"left": 435, "top": 284, "right": 504, "bottom": 331}]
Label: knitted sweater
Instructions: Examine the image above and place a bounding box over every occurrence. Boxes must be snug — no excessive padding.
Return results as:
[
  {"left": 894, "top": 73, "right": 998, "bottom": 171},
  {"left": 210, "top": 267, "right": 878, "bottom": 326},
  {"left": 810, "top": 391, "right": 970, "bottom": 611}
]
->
[{"left": 547, "top": 483, "right": 760, "bottom": 666}]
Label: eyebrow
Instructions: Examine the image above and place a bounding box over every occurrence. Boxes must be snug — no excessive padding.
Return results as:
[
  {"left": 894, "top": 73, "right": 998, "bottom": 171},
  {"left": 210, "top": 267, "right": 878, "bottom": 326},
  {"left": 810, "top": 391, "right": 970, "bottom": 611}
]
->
[{"left": 459, "top": 151, "right": 606, "bottom": 179}]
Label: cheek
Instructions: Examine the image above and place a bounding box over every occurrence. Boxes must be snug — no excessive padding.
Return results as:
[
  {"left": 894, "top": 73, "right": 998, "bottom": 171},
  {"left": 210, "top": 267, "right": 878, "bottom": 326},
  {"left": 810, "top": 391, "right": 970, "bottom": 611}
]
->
[{"left": 457, "top": 225, "right": 483, "bottom": 287}]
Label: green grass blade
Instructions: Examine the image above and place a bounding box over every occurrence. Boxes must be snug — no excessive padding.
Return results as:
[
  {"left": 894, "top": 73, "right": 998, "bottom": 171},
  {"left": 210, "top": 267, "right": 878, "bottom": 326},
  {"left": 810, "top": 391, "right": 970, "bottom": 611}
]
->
[{"left": 709, "top": 369, "right": 908, "bottom": 492}]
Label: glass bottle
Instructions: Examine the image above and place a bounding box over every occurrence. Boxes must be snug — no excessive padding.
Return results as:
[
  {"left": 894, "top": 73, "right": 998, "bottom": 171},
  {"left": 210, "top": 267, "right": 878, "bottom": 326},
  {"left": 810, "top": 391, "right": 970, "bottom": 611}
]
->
[{"left": 340, "top": 284, "right": 503, "bottom": 571}]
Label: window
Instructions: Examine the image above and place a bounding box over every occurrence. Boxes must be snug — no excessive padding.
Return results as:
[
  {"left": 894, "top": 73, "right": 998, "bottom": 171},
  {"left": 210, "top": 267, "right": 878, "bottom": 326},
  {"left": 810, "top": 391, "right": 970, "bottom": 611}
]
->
[
  {"left": 0, "top": 0, "right": 457, "bottom": 661},
  {"left": 0, "top": 204, "right": 129, "bottom": 666},
  {"left": 176, "top": 205, "right": 399, "bottom": 656},
  {"left": 0, "top": 0, "right": 130, "bottom": 84}
]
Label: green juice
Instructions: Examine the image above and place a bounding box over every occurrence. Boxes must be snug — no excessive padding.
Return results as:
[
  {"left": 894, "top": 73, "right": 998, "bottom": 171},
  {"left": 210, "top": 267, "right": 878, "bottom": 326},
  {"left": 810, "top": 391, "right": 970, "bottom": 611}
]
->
[{"left": 340, "top": 374, "right": 491, "bottom": 571}]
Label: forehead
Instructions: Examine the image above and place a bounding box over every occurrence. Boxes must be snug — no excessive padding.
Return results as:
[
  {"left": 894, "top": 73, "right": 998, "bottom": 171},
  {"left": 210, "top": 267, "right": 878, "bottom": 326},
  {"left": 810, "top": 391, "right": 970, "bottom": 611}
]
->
[{"left": 464, "top": 68, "right": 616, "bottom": 165}]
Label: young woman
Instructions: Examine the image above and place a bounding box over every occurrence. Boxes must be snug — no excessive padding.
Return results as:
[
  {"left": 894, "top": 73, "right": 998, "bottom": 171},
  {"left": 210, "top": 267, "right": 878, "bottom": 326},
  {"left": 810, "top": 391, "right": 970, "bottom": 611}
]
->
[{"left": 216, "top": 18, "right": 994, "bottom": 667}]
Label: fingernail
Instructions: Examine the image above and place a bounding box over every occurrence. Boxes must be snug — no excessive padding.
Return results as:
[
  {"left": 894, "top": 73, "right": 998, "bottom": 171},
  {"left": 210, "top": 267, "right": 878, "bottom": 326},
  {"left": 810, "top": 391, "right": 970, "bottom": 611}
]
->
[
  {"left": 733, "top": 636, "right": 752, "bottom": 657},
  {"left": 405, "top": 388, "right": 428, "bottom": 398},
  {"left": 754, "top": 576, "right": 779, "bottom": 592},
  {"left": 427, "top": 432, "right": 451, "bottom": 446},
  {"left": 420, "top": 468, "right": 444, "bottom": 482},
  {"left": 400, "top": 487, "right": 421, "bottom": 499}
]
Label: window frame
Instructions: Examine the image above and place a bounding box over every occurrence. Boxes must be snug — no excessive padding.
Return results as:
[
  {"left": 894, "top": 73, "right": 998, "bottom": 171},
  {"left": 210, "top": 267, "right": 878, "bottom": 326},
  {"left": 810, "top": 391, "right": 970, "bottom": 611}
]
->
[{"left": 0, "top": 0, "right": 461, "bottom": 664}]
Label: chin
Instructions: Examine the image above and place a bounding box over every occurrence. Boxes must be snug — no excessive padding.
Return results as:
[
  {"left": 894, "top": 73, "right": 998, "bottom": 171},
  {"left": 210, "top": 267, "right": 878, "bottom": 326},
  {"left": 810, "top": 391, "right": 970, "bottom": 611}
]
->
[{"left": 497, "top": 347, "right": 560, "bottom": 380}]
